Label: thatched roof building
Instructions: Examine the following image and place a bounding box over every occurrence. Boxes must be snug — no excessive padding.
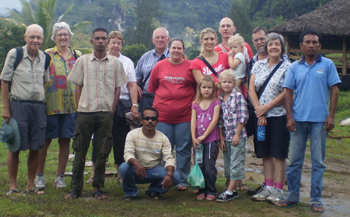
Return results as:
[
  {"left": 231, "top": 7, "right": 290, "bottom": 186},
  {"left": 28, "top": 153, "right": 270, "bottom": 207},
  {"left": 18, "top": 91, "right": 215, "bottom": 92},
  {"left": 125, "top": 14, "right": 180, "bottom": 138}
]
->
[{"left": 270, "top": 0, "right": 350, "bottom": 75}]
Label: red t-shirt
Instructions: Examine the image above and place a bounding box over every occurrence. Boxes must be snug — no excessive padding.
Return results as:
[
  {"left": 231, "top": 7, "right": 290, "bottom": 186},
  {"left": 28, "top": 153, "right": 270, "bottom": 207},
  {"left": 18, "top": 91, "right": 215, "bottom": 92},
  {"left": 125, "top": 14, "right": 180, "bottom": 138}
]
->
[
  {"left": 214, "top": 43, "right": 254, "bottom": 59},
  {"left": 148, "top": 59, "right": 196, "bottom": 123},
  {"left": 189, "top": 53, "right": 229, "bottom": 83}
]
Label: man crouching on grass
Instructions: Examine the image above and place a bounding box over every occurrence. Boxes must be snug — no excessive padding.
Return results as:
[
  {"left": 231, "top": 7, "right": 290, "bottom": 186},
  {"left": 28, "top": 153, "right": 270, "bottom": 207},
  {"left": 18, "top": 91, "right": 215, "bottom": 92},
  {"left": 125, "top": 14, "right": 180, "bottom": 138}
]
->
[{"left": 119, "top": 107, "right": 180, "bottom": 200}]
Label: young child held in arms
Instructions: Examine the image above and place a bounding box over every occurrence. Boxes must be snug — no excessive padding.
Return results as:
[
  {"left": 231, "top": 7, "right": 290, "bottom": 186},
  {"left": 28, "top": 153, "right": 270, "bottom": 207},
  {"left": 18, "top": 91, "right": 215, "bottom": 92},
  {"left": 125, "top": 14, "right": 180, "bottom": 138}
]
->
[
  {"left": 191, "top": 75, "right": 221, "bottom": 201},
  {"left": 227, "top": 34, "right": 247, "bottom": 98},
  {"left": 217, "top": 70, "right": 248, "bottom": 202}
]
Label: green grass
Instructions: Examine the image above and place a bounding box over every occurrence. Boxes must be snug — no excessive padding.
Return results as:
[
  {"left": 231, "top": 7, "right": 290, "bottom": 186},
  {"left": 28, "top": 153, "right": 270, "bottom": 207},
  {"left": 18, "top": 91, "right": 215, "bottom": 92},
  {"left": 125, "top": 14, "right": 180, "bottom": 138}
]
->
[{"left": 1, "top": 92, "right": 350, "bottom": 216}]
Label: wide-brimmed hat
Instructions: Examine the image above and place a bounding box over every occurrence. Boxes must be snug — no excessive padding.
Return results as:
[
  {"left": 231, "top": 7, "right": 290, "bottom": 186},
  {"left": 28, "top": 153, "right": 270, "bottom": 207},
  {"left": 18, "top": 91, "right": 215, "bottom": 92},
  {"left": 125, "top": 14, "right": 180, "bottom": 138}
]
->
[{"left": 0, "top": 118, "right": 21, "bottom": 152}]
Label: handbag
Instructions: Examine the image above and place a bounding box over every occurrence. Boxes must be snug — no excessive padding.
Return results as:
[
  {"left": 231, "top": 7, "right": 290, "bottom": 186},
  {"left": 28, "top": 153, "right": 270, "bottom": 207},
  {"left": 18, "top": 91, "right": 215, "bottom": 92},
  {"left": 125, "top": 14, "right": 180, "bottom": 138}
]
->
[
  {"left": 187, "top": 144, "right": 205, "bottom": 189},
  {"left": 246, "top": 61, "right": 284, "bottom": 136},
  {"left": 115, "top": 98, "right": 132, "bottom": 119}
]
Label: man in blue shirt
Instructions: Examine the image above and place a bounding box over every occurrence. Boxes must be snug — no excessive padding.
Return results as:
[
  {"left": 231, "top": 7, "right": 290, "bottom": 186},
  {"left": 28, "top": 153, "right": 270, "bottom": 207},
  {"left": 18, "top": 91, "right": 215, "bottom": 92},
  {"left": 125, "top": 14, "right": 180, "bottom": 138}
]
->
[
  {"left": 277, "top": 30, "right": 341, "bottom": 213},
  {"left": 135, "top": 28, "right": 170, "bottom": 113}
]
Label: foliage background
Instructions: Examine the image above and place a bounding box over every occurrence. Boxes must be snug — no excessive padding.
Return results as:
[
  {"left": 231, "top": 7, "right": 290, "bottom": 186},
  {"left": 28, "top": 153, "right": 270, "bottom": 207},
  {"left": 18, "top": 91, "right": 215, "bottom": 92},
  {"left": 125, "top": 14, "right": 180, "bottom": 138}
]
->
[{"left": 0, "top": 0, "right": 333, "bottom": 68}]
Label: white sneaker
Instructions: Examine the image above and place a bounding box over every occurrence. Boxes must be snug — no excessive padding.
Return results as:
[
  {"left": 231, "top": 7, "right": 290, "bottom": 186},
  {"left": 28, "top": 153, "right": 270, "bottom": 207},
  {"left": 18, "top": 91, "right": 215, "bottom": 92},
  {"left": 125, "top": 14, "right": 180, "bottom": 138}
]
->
[
  {"left": 252, "top": 185, "right": 271, "bottom": 201},
  {"left": 54, "top": 176, "right": 66, "bottom": 189},
  {"left": 35, "top": 176, "right": 46, "bottom": 188},
  {"left": 266, "top": 189, "right": 284, "bottom": 205}
]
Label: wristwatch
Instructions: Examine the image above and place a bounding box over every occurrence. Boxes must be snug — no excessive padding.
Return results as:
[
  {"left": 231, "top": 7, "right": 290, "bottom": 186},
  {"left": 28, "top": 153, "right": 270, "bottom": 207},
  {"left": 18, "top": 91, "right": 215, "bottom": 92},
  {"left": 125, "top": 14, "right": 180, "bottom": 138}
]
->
[{"left": 132, "top": 104, "right": 138, "bottom": 108}]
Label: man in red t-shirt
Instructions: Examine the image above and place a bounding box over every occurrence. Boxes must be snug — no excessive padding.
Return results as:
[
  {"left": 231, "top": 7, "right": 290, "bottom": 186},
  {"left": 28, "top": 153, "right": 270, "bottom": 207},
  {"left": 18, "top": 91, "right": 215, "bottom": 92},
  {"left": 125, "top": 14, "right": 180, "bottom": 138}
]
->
[{"left": 215, "top": 17, "right": 253, "bottom": 60}]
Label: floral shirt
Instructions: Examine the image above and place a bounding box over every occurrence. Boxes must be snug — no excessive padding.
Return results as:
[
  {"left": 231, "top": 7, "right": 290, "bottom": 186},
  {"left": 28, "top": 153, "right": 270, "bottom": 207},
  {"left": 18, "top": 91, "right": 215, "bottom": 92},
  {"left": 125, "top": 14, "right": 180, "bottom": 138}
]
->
[
  {"left": 218, "top": 90, "right": 248, "bottom": 141},
  {"left": 251, "top": 59, "right": 291, "bottom": 117},
  {"left": 45, "top": 46, "right": 81, "bottom": 115}
]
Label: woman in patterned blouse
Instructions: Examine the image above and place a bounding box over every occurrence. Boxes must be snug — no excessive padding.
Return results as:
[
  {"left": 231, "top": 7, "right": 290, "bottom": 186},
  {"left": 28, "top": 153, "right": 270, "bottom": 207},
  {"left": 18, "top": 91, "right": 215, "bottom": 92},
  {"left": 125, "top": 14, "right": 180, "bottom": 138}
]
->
[{"left": 248, "top": 33, "right": 291, "bottom": 205}]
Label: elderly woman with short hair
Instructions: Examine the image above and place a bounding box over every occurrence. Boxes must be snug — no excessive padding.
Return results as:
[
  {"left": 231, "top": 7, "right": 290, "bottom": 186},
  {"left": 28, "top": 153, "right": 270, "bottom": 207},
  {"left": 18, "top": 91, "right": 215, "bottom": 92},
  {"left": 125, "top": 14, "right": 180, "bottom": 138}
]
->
[
  {"left": 35, "top": 22, "right": 81, "bottom": 190},
  {"left": 249, "top": 32, "right": 291, "bottom": 204}
]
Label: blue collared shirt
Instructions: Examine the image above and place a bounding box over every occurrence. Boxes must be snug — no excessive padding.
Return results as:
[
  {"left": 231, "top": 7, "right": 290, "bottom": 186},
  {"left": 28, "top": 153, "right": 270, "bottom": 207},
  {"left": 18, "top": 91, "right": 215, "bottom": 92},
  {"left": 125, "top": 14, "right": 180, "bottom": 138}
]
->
[
  {"left": 135, "top": 48, "right": 170, "bottom": 94},
  {"left": 283, "top": 54, "right": 341, "bottom": 122}
]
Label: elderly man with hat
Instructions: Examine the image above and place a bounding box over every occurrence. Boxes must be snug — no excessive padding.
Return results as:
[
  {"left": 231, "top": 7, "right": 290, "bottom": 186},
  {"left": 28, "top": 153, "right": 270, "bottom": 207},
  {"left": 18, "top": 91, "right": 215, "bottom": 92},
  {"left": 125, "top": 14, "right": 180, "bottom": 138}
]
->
[{"left": 0, "top": 24, "right": 50, "bottom": 195}]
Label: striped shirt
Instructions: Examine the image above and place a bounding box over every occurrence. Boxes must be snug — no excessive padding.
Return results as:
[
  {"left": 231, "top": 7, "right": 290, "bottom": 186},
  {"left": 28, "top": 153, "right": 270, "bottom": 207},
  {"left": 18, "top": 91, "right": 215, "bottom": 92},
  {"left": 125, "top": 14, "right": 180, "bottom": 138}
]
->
[
  {"left": 124, "top": 127, "right": 175, "bottom": 169},
  {"left": 68, "top": 52, "right": 127, "bottom": 112},
  {"left": 135, "top": 48, "right": 170, "bottom": 94},
  {"left": 218, "top": 90, "right": 248, "bottom": 141}
]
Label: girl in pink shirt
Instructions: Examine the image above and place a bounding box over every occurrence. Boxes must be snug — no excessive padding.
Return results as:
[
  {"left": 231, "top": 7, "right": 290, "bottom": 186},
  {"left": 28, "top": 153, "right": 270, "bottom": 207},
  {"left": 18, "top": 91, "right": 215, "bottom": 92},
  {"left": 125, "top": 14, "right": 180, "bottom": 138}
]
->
[{"left": 191, "top": 75, "right": 221, "bottom": 201}]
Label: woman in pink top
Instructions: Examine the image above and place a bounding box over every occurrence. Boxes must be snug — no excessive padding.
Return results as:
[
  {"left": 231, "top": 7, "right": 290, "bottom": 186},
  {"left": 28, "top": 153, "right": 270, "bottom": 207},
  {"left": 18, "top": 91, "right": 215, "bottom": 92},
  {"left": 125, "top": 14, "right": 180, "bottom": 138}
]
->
[
  {"left": 148, "top": 39, "right": 196, "bottom": 190},
  {"left": 190, "top": 28, "right": 230, "bottom": 84}
]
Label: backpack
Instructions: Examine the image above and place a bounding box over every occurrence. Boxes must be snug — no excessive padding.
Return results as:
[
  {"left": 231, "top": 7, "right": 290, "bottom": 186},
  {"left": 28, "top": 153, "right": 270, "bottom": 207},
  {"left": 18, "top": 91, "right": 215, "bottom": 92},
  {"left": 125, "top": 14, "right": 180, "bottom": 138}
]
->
[
  {"left": 8, "top": 47, "right": 52, "bottom": 93},
  {"left": 13, "top": 47, "right": 51, "bottom": 71}
]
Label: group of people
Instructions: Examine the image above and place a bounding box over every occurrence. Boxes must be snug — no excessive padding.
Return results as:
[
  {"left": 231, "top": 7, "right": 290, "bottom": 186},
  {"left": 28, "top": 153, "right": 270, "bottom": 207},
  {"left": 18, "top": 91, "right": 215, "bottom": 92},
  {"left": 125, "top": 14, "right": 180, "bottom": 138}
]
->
[{"left": 0, "top": 16, "right": 340, "bottom": 213}]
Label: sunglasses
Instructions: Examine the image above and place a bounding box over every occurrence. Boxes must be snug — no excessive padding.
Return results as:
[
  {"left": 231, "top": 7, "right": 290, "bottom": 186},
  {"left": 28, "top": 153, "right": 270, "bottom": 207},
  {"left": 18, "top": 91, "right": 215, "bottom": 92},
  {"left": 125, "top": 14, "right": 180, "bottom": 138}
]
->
[{"left": 142, "top": 116, "right": 158, "bottom": 121}]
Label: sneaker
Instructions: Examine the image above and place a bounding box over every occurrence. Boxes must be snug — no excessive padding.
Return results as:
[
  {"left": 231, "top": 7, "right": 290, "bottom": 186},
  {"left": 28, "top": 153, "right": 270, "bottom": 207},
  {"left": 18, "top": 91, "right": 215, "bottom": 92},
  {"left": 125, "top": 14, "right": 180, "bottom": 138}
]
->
[
  {"left": 266, "top": 189, "right": 284, "bottom": 205},
  {"left": 35, "top": 176, "right": 46, "bottom": 189},
  {"left": 251, "top": 185, "right": 271, "bottom": 201},
  {"left": 216, "top": 191, "right": 239, "bottom": 203},
  {"left": 54, "top": 176, "right": 66, "bottom": 189}
]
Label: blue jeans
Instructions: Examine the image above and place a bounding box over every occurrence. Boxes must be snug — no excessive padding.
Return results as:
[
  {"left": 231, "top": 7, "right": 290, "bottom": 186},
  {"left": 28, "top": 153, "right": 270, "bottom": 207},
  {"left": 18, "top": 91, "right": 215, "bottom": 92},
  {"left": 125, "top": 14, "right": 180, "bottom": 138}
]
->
[
  {"left": 285, "top": 122, "right": 327, "bottom": 205},
  {"left": 119, "top": 163, "right": 180, "bottom": 197},
  {"left": 156, "top": 122, "right": 192, "bottom": 187}
]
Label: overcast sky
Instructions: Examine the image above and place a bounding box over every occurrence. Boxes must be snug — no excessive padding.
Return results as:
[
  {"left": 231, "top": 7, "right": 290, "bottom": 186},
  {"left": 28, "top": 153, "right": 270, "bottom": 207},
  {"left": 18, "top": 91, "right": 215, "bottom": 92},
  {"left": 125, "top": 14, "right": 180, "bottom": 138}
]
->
[{"left": 0, "top": 0, "right": 22, "bottom": 15}]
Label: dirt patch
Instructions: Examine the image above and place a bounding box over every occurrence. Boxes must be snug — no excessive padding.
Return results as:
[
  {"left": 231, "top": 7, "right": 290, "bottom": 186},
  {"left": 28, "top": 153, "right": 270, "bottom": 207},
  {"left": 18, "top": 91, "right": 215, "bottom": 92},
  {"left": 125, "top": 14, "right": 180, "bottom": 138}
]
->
[{"left": 215, "top": 136, "right": 350, "bottom": 216}]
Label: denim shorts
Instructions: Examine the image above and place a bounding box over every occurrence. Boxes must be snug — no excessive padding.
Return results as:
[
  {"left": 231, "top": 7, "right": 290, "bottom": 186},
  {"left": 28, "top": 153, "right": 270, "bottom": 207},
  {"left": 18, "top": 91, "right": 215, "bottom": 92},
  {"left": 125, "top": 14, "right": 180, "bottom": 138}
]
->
[{"left": 45, "top": 113, "right": 77, "bottom": 139}]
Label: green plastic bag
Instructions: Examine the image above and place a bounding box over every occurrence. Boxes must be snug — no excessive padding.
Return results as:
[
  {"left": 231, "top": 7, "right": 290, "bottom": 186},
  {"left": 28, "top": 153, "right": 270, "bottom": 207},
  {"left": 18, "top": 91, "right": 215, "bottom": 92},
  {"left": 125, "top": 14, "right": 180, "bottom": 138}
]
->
[
  {"left": 187, "top": 163, "right": 205, "bottom": 189},
  {"left": 187, "top": 144, "right": 205, "bottom": 189}
]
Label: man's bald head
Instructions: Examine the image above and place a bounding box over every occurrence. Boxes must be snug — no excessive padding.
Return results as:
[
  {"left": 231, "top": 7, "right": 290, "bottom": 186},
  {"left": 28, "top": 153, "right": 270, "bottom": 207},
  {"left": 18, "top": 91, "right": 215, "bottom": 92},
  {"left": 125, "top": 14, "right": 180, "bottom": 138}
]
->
[
  {"left": 25, "top": 24, "right": 44, "bottom": 37},
  {"left": 24, "top": 24, "right": 44, "bottom": 53},
  {"left": 219, "top": 17, "right": 236, "bottom": 40}
]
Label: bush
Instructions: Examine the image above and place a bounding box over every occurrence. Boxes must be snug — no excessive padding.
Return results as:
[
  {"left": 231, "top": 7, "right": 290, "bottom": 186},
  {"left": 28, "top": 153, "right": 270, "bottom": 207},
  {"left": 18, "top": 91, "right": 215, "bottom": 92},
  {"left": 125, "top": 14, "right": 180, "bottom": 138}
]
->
[{"left": 122, "top": 43, "right": 148, "bottom": 66}]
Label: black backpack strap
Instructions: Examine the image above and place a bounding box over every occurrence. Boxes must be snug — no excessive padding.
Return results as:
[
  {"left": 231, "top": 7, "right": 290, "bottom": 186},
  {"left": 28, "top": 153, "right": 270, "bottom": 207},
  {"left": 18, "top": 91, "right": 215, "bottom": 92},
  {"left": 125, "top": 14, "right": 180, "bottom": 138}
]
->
[
  {"left": 198, "top": 56, "right": 219, "bottom": 78},
  {"left": 43, "top": 51, "right": 51, "bottom": 71},
  {"left": 256, "top": 61, "right": 284, "bottom": 99},
  {"left": 13, "top": 47, "right": 24, "bottom": 71},
  {"left": 73, "top": 49, "right": 79, "bottom": 60}
]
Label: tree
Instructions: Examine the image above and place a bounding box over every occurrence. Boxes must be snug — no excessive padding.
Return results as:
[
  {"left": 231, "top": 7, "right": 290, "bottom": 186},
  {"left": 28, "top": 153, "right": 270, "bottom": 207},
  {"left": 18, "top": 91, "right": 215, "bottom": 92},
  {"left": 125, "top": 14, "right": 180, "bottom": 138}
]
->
[
  {"left": 227, "top": 0, "right": 254, "bottom": 48},
  {"left": 0, "top": 21, "right": 26, "bottom": 69},
  {"left": 124, "top": 0, "right": 162, "bottom": 49},
  {"left": 5, "top": 0, "right": 91, "bottom": 50},
  {"left": 122, "top": 43, "right": 148, "bottom": 66}
]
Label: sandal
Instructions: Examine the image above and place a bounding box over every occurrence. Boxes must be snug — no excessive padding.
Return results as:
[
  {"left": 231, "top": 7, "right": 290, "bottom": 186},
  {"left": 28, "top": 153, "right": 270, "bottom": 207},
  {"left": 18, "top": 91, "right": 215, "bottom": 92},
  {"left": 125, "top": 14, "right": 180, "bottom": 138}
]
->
[
  {"left": 193, "top": 189, "right": 199, "bottom": 195},
  {"left": 92, "top": 190, "right": 107, "bottom": 200},
  {"left": 27, "top": 187, "right": 45, "bottom": 195},
  {"left": 146, "top": 190, "right": 163, "bottom": 200},
  {"left": 6, "top": 189, "right": 25, "bottom": 196},
  {"left": 206, "top": 195, "right": 216, "bottom": 201},
  {"left": 65, "top": 190, "right": 81, "bottom": 199},
  {"left": 85, "top": 177, "right": 93, "bottom": 184},
  {"left": 123, "top": 195, "right": 141, "bottom": 201},
  {"left": 310, "top": 203, "right": 325, "bottom": 213},
  {"left": 276, "top": 200, "right": 298, "bottom": 208},
  {"left": 237, "top": 184, "right": 248, "bottom": 191},
  {"left": 196, "top": 193, "right": 206, "bottom": 200},
  {"left": 176, "top": 185, "right": 187, "bottom": 191}
]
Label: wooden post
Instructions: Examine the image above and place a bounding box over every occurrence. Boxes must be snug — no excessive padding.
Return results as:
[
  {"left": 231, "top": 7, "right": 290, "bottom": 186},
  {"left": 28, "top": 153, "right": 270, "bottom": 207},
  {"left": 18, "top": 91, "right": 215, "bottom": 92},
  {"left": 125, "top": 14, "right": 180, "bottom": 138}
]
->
[{"left": 343, "top": 37, "right": 347, "bottom": 75}]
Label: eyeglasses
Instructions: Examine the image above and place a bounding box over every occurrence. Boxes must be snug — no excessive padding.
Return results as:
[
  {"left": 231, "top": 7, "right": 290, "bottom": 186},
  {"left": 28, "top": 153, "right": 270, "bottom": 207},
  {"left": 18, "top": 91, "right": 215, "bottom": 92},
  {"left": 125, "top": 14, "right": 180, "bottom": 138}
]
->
[
  {"left": 57, "top": 33, "right": 69, "bottom": 38},
  {"left": 253, "top": 37, "right": 266, "bottom": 43},
  {"left": 142, "top": 116, "right": 158, "bottom": 121},
  {"left": 28, "top": 35, "right": 42, "bottom": 40},
  {"left": 154, "top": 36, "right": 167, "bottom": 40}
]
